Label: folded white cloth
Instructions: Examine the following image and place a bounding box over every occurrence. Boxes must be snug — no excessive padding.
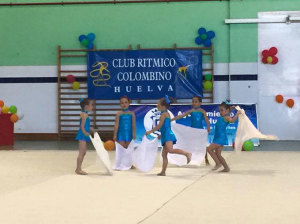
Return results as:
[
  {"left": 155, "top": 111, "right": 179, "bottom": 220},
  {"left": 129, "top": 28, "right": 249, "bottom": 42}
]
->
[
  {"left": 166, "top": 123, "right": 208, "bottom": 166},
  {"left": 90, "top": 133, "right": 113, "bottom": 175},
  {"left": 113, "top": 141, "right": 135, "bottom": 170},
  {"left": 234, "top": 106, "right": 278, "bottom": 152}
]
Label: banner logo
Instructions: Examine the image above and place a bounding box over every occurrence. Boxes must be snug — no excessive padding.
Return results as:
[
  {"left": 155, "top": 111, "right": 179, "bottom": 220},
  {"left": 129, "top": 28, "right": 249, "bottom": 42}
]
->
[{"left": 89, "top": 61, "right": 111, "bottom": 87}]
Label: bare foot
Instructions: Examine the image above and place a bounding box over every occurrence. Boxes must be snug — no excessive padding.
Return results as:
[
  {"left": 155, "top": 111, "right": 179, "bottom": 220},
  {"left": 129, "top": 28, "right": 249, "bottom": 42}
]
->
[
  {"left": 75, "top": 170, "right": 88, "bottom": 175},
  {"left": 157, "top": 172, "right": 166, "bottom": 176},
  {"left": 186, "top": 153, "right": 192, "bottom": 164},
  {"left": 212, "top": 164, "right": 222, "bottom": 171},
  {"left": 219, "top": 168, "right": 230, "bottom": 173}
]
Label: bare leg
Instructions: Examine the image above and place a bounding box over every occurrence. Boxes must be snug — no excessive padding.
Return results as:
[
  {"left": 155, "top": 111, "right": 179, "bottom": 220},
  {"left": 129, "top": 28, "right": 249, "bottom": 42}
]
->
[
  {"left": 75, "top": 140, "right": 87, "bottom": 175},
  {"left": 205, "top": 152, "right": 210, "bottom": 165},
  {"left": 166, "top": 142, "right": 192, "bottom": 164},
  {"left": 207, "top": 143, "right": 221, "bottom": 170},
  {"left": 215, "top": 147, "right": 230, "bottom": 172},
  {"left": 158, "top": 147, "right": 168, "bottom": 176}
]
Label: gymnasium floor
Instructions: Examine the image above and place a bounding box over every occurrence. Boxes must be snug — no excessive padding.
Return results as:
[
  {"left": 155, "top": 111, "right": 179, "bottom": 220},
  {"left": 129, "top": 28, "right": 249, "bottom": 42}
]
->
[{"left": 0, "top": 141, "right": 300, "bottom": 224}]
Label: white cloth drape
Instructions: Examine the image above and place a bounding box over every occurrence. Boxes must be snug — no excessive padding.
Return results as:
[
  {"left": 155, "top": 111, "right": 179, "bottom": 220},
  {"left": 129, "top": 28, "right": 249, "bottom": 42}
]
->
[
  {"left": 234, "top": 106, "right": 278, "bottom": 152},
  {"left": 166, "top": 123, "right": 208, "bottom": 166},
  {"left": 90, "top": 133, "right": 113, "bottom": 175},
  {"left": 113, "top": 141, "right": 135, "bottom": 170}
]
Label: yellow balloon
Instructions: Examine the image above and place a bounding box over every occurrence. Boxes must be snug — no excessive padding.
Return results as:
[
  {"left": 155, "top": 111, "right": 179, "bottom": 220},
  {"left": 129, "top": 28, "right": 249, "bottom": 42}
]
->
[
  {"left": 2, "top": 106, "right": 9, "bottom": 114},
  {"left": 72, "top": 81, "right": 80, "bottom": 90}
]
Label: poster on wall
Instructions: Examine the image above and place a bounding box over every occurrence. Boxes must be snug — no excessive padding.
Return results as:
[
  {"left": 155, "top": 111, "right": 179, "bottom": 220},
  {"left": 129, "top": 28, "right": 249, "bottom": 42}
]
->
[
  {"left": 87, "top": 49, "right": 202, "bottom": 99},
  {"left": 130, "top": 104, "right": 259, "bottom": 146}
]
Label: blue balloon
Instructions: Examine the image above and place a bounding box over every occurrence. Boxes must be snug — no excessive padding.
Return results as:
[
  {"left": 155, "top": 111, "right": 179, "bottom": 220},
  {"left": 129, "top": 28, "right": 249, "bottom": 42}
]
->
[
  {"left": 87, "top": 33, "right": 96, "bottom": 41},
  {"left": 78, "top": 34, "right": 87, "bottom": 42},
  {"left": 207, "top": 31, "right": 215, "bottom": 39},
  {"left": 87, "top": 42, "right": 94, "bottom": 50},
  {"left": 195, "top": 36, "right": 203, "bottom": 45},
  {"left": 198, "top": 27, "right": 206, "bottom": 35},
  {"left": 204, "top": 39, "right": 212, "bottom": 47}
]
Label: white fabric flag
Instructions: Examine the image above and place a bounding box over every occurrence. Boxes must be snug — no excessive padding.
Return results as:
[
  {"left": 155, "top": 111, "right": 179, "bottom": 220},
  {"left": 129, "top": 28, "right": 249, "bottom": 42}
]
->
[
  {"left": 89, "top": 133, "right": 113, "bottom": 175},
  {"left": 113, "top": 141, "right": 135, "bottom": 170},
  {"left": 133, "top": 136, "right": 159, "bottom": 172},
  {"left": 167, "top": 123, "right": 208, "bottom": 166},
  {"left": 234, "top": 106, "right": 278, "bottom": 152}
]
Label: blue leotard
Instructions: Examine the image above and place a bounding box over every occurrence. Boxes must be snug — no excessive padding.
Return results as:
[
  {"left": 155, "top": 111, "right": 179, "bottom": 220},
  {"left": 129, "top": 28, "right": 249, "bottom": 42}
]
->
[
  {"left": 75, "top": 111, "right": 90, "bottom": 142},
  {"left": 191, "top": 111, "right": 204, "bottom": 129},
  {"left": 117, "top": 113, "right": 133, "bottom": 142},
  {"left": 160, "top": 117, "right": 177, "bottom": 146},
  {"left": 212, "top": 116, "right": 229, "bottom": 145}
]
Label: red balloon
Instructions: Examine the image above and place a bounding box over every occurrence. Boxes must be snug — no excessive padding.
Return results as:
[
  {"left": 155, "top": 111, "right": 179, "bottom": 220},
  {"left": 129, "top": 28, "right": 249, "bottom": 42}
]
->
[
  {"left": 269, "top": 47, "right": 278, "bottom": 56},
  {"left": 262, "top": 50, "right": 269, "bottom": 57},
  {"left": 262, "top": 57, "right": 268, "bottom": 64},
  {"left": 66, "top": 74, "right": 75, "bottom": 83},
  {"left": 272, "top": 56, "right": 278, "bottom": 64},
  {"left": 286, "top": 99, "right": 294, "bottom": 108}
]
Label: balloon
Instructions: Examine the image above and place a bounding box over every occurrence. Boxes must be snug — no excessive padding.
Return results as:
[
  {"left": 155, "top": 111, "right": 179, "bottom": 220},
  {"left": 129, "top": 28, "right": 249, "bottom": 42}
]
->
[
  {"left": 78, "top": 34, "right": 87, "bottom": 42},
  {"left": 9, "top": 105, "right": 17, "bottom": 114},
  {"left": 195, "top": 36, "right": 202, "bottom": 45},
  {"left": 18, "top": 113, "right": 24, "bottom": 120},
  {"left": 72, "top": 81, "right": 80, "bottom": 90},
  {"left": 207, "top": 31, "right": 215, "bottom": 39},
  {"left": 104, "top": 140, "right": 115, "bottom": 151},
  {"left": 272, "top": 56, "right": 278, "bottom": 64},
  {"left": 2, "top": 106, "right": 9, "bottom": 114},
  {"left": 0, "top": 100, "right": 4, "bottom": 107},
  {"left": 262, "top": 57, "right": 268, "bottom": 64},
  {"left": 66, "top": 74, "right": 75, "bottom": 83},
  {"left": 262, "top": 50, "right": 269, "bottom": 57},
  {"left": 243, "top": 140, "right": 254, "bottom": 151},
  {"left": 81, "top": 39, "right": 88, "bottom": 47},
  {"left": 269, "top": 47, "right": 278, "bottom": 55},
  {"left": 203, "top": 39, "right": 212, "bottom": 47},
  {"left": 275, "top": 95, "right": 284, "bottom": 103},
  {"left": 204, "top": 74, "right": 212, "bottom": 81},
  {"left": 203, "top": 81, "right": 213, "bottom": 90},
  {"left": 267, "top": 56, "right": 273, "bottom": 64},
  {"left": 87, "top": 42, "right": 94, "bottom": 50},
  {"left": 10, "top": 114, "right": 18, "bottom": 123},
  {"left": 198, "top": 27, "right": 206, "bottom": 35},
  {"left": 87, "top": 33, "right": 96, "bottom": 41},
  {"left": 286, "top": 99, "right": 294, "bottom": 108},
  {"left": 200, "top": 34, "right": 207, "bottom": 40}
]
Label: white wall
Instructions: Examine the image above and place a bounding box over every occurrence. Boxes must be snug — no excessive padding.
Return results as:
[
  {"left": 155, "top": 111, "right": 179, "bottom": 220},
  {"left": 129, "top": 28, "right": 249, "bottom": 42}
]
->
[{"left": 258, "top": 11, "right": 300, "bottom": 140}]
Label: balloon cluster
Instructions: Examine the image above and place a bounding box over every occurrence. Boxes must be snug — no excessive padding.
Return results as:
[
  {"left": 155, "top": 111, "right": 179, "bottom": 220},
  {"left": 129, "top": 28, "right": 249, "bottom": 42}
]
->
[
  {"left": 195, "top": 28, "right": 215, "bottom": 47},
  {"left": 275, "top": 94, "right": 294, "bottom": 108},
  {"left": 0, "top": 100, "right": 23, "bottom": 123},
  {"left": 203, "top": 74, "right": 213, "bottom": 90},
  {"left": 66, "top": 74, "right": 80, "bottom": 90},
  {"left": 261, "top": 47, "right": 278, "bottom": 64},
  {"left": 78, "top": 33, "right": 96, "bottom": 50}
]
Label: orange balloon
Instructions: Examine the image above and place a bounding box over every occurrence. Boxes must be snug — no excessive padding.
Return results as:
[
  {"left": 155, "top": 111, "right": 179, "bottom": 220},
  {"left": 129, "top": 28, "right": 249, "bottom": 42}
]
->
[
  {"left": 275, "top": 94, "right": 284, "bottom": 103},
  {"left": 286, "top": 99, "right": 294, "bottom": 108},
  {"left": 104, "top": 140, "right": 115, "bottom": 151},
  {"left": 0, "top": 100, "right": 4, "bottom": 107},
  {"left": 10, "top": 114, "right": 19, "bottom": 123}
]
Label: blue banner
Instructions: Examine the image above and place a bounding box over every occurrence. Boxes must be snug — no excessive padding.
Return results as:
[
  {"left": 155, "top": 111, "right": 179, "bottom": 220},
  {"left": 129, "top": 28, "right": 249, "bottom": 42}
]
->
[
  {"left": 88, "top": 50, "right": 202, "bottom": 99},
  {"left": 129, "top": 104, "right": 258, "bottom": 146}
]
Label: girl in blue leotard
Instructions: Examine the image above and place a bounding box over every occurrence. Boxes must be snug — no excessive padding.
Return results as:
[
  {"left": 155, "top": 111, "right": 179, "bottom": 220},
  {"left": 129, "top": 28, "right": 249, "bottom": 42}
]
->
[
  {"left": 146, "top": 95, "right": 192, "bottom": 176},
  {"left": 206, "top": 100, "right": 241, "bottom": 172},
  {"left": 113, "top": 96, "right": 136, "bottom": 149},
  {"left": 75, "top": 98, "right": 93, "bottom": 175},
  {"left": 172, "top": 96, "right": 211, "bottom": 165}
]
